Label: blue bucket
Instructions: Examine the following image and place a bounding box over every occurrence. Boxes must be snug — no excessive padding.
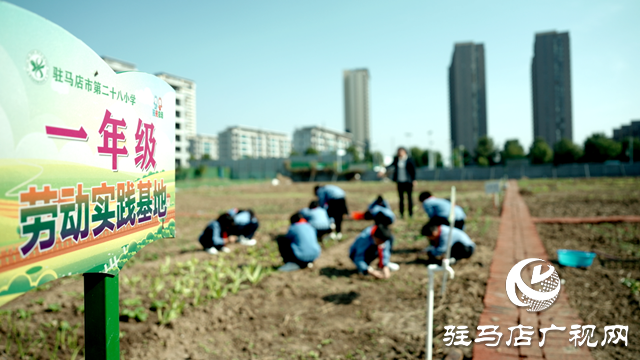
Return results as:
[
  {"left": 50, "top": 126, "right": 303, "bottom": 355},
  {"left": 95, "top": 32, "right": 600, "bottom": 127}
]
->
[{"left": 557, "top": 249, "right": 596, "bottom": 268}]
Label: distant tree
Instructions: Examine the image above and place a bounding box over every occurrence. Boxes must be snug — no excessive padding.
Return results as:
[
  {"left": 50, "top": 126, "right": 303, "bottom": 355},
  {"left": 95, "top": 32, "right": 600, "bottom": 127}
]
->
[
  {"left": 501, "top": 139, "right": 526, "bottom": 163},
  {"left": 583, "top": 133, "right": 621, "bottom": 163},
  {"left": 529, "top": 137, "right": 553, "bottom": 164},
  {"left": 553, "top": 138, "right": 582, "bottom": 165},
  {"left": 410, "top": 147, "right": 424, "bottom": 167},
  {"left": 371, "top": 151, "right": 384, "bottom": 166},
  {"left": 462, "top": 149, "right": 473, "bottom": 166},
  {"left": 420, "top": 150, "right": 430, "bottom": 168},
  {"left": 202, "top": 153, "right": 211, "bottom": 160},
  {"left": 620, "top": 137, "right": 640, "bottom": 162},
  {"left": 289, "top": 150, "right": 300, "bottom": 157},
  {"left": 346, "top": 145, "right": 360, "bottom": 162},
  {"left": 304, "top": 147, "right": 319, "bottom": 156},
  {"left": 474, "top": 136, "right": 498, "bottom": 167}
]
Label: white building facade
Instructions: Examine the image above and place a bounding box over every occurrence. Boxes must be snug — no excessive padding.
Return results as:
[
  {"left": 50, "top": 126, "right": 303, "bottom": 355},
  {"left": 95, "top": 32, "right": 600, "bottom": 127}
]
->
[
  {"left": 189, "top": 134, "right": 218, "bottom": 161},
  {"left": 344, "top": 68, "right": 370, "bottom": 151},
  {"left": 218, "top": 126, "right": 291, "bottom": 160},
  {"left": 293, "top": 126, "right": 360, "bottom": 155},
  {"left": 155, "top": 73, "right": 196, "bottom": 169}
]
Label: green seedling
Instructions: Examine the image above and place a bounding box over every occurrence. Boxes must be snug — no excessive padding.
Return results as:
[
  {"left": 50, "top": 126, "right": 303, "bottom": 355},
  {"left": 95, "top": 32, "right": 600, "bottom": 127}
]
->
[
  {"left": 46, "top": 303, "right": 61, "bottom": 312},
  {"left": 122, "top": 297, "right": 142, "bottom": 307}
]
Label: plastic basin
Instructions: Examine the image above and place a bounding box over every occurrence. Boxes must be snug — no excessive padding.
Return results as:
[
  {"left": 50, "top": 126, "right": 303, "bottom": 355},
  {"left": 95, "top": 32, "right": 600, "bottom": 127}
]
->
[{"left": 557, "top": 249, "right": 596, "bottom": 268}]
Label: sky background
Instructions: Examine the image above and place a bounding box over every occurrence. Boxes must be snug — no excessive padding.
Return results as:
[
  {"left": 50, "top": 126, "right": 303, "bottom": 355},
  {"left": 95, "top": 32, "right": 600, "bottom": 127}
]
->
[{"left": 7, "top": 0, "right": 640, "bottom": 163}]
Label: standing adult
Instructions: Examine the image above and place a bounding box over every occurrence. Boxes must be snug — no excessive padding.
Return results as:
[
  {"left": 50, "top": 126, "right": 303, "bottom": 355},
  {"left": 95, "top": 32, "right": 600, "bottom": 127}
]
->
[{"left": 380, "top": 147, "right": 417, "bottom": 218}]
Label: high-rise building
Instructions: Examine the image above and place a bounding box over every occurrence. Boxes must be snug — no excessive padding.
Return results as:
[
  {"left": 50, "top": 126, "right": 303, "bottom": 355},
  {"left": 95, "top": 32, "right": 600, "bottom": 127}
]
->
[
  {"left": 155, "top": 73, "right": 196, "bottom": 169},
  {"left": 531, "top": 31, "right": 572, "bottom": 147},
  {"left": 292, "top": 126, "right": 363, "bottom": 155},
  {"left": 343, "top": 69, "right": 370, "bottom": 151},
  {"left": 218, "top": 126, "right": 291, "bottom": 160},
  {"left": 102, "top": 57, "right": 197, "bottom": 169},
  {"left": 448, "top": 42, "right": 487, "bottom": 155},
  {"left": 189, "top": 134, "right": 218, "bottom": 160}
]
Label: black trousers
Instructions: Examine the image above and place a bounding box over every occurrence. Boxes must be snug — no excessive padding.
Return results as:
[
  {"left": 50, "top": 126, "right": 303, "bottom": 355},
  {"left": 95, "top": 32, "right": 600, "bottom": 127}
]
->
[
  {"left": 327, "top": 198, "right": 348, "bottom": 233},
  {"left": 450, "top": 242, "right": 474, "bottom": 260},
  {"left": 276, "top": 236, "right": 309, "bottom": 268},
  {"left": 316, "top": 229, "right": 332, "bottom": 241},
  {"left": 397, "top": 182, "right": 414, "bottom": 217}
]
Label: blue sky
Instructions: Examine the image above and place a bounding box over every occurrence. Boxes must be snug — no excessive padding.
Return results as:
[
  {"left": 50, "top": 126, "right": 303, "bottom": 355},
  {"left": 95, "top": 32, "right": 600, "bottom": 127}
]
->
[{"left": 7, "top": 0, "right": 640, "bottom": 161}]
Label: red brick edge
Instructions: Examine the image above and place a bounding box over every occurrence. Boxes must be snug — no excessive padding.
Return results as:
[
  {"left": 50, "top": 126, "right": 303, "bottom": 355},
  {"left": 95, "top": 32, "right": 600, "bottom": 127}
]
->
[
  {"left": 532, "top": 215, "right": 640, "bottom": 224},
  {"left": 472, "top": 181, "right": 593, "bottom": 360}
]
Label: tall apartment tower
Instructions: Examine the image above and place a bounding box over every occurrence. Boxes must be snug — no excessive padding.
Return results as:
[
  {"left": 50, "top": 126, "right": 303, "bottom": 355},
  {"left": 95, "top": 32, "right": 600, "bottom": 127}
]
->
[
  {"left": 343, "top": 69, "right": 370, "bottom": 152},
  {"left": 448, "top": 42, "right": 487, "bottom": 155},
  {"left": 155, "top": 73, "right": 196, "bottom": 169},
  {"left": 531, "top": 31, "right": 572, "bottom": 146}
]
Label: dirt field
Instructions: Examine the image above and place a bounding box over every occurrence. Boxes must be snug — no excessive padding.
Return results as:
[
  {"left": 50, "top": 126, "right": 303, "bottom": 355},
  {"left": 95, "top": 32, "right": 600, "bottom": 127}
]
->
[
  {"left": 0, "top": 180, "right": 500, "bottom": 360},
  {"left": 523, "top": 177, "right": 640, "bottom": 360}
]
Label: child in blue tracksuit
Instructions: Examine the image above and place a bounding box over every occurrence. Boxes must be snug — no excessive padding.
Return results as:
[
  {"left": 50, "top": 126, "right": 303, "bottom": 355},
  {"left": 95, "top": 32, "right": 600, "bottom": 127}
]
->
[
  {"left": 421, "top": 220, "right": 475, "bottom": 261},
  {"left": 314, "top": 184, "right": 348, "bottom": 237},
  {"left": 299, "top": 201, "right": 332, "bottom": 241},
  {"left": 198, "top": 214, "right": 235, "bottom": 255},
  {"left": 349, "top": 224, "right": 396, "bottom": 279},
  {"left": 418, "top": 191, "right": 467, "bottom": 230},
  {"left": 277, "top": 213, "right": 322, "bottom": 272},
  {"left": 227, "top": 208, "right": 259, "bottom": 245},
  {"left": 364, "top": 195, "right": 395, "bottom": 226}
]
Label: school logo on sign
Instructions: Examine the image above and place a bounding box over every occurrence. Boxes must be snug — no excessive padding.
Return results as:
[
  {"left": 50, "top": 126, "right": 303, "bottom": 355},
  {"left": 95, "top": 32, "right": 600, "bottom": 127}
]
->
[
  {"left": 506, "top": 258, "right": 560, "bottom": 312},
  {"left": 26, "top": 50, "right": 48, "bottom": 83}
]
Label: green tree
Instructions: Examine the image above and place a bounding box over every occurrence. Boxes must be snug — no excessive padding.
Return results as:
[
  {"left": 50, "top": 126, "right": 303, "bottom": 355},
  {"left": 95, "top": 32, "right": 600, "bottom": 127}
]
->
[
  {"left": 553, "top": 138, "right": 582, "bottom": 165},
  {"left": 501, "top": 139, "right": 526, "bottom": 163},
  {"left": 371, "top": 151, "right": 384, "bottom": 165},
  {"left": 289, "top": 150, "right": 300, "bottom": 157},
  {"left": 410, "top": 147, "right": 424, "bottom": 167},
  {"left": 474, "top": 136, "right": 498, "bottom": 167},
  {"left": 346, "top": 145, "right": 360, "bottom": 162},
  {"left": 304, "top": 147, "right": 319, "bottom": 156},
  {"left": 202, "top": 153, "right": 211, "bottom": 160},
  {"left": 420, "top": 150, "right": 431, "bottom": 168},
  {"left": 529, "top": 137, "right": 553, "bottom": 164},
  {"left": 583, "top": 133, "right": 621, "bottom": 163},
  {"left": 620, "top": 137, "right": 640, "bottom": 162}
]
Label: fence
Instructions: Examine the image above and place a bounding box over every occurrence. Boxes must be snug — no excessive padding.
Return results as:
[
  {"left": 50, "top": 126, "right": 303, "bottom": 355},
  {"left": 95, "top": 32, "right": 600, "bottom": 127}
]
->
[{"left": 191, "top": 158, "right": 640, "bottom": 182}]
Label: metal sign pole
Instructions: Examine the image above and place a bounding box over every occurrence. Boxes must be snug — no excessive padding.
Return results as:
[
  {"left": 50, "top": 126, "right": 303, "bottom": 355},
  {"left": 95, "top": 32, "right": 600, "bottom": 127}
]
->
[
  {"left": 440, "top": 186, "right": 456, "bottom": 297},
  {"left": 84, "top": 273, "right": 120, "bottom": 360}
]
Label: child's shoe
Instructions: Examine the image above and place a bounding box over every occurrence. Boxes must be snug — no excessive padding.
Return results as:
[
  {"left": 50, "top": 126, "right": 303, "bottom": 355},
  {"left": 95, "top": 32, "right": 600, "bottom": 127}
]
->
[{"left": 278, "top": 262, "right": 301, "bottom": 272}]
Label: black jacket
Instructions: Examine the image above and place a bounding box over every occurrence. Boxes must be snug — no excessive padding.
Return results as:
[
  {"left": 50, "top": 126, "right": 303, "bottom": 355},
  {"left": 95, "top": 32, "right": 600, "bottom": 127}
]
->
[{"left": 387, "top": 156, "right": 416, "bottom": 183}]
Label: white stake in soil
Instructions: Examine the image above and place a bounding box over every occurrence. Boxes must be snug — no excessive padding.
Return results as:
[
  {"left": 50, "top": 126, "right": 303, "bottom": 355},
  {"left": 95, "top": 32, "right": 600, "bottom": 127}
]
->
[{"left": 426, "top": 186, "right": 457, "bottom": 360}]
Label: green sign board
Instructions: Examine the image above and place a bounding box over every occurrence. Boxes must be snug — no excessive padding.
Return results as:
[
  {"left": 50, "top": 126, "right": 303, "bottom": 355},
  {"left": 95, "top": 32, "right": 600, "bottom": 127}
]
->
[{"left": 0, "top": 2, "right": 176, "bottom": 307}]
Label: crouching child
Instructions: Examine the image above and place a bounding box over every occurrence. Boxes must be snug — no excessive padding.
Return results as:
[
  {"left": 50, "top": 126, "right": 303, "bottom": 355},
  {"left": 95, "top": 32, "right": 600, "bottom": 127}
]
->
[
  {"left": 421, "top": 220, "right": 475, "bottom": 262},
  {"left": 198, "top": 214, "right": 235, "bottom": 255},
  {"left": 299, "top": 201, "right": 332, "bottom": 241},
  {"left": 419, "top": 191, "right": 467, "bottom": 230},
  {"left": 277, "top": 213, "right": 322, "bottom": 272},
  {"left": 364, "top": 195, "right": 395, "bottom": 226},
  {"left": 349, "top": 224, "right": 396, "bottom": 279},
  {"left": 227, "top": 208, "right": 259, "bottom": 246}
]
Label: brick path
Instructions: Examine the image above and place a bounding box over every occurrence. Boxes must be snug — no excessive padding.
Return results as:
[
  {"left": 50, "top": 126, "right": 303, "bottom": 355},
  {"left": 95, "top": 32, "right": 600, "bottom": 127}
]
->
[
  {"left": 532, "top": 215, "right": 640, "bottom": 224},
  {"left": 472, "top": 181, "right": 593, "bottom": 360}
]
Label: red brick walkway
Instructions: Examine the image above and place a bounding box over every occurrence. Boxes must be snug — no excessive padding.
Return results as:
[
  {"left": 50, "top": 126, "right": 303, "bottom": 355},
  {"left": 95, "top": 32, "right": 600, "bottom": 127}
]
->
[
  {"left": 532, "top": 215, "right": 640, "bottom": 224},
  {"left": 473, "top": 181, "right": 593, "bottom": 360}
]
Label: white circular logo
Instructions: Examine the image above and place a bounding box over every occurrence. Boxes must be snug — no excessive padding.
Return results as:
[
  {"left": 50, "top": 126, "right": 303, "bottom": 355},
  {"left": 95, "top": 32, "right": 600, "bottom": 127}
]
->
[
  {"left": 26, "top": 50, "right": 48, "bottom": 83},
  {"left": 506, "top": 258, "right": 560, "bottom": 312}
]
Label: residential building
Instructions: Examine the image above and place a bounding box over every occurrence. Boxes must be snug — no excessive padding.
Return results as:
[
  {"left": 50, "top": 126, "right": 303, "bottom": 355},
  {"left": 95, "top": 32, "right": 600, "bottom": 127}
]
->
[
  {"left": 189, "top": 134, "right": 218, "bottom": 160},
  {"left": 532, "top": 31, "right": 573, "bottom": 147},
  {"left": 101, "top": 56, "right": 137, "bottom": 73},
  {"left": 218, "top": 126, "right": 291, "bottom": 160},
  {"left": 613, "top": 120, "right": 640, "bottom": 142},
  {"left": 292, "top": 126, "right": 363, "bottom": 155},
  {"left": 448, "top": 42, "right": 487, "bottom": 155},
  {"left": 102, "top": 57, "right": 197, "bottom": 169},
  {"left": 343, "top": 69, "right": 370, "bottom": 151},
  {"left": 155, "top": 73, "right": 196, "bottom": 169}
]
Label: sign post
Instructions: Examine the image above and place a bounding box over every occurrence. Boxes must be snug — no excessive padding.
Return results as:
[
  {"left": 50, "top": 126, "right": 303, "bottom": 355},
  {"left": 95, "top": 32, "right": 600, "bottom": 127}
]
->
[
  {"left": 84, "top": 274, "right": 120, "bottom": 359},
  {"left": 0, "top": 3, "right": 176, "bottom": 357}
]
